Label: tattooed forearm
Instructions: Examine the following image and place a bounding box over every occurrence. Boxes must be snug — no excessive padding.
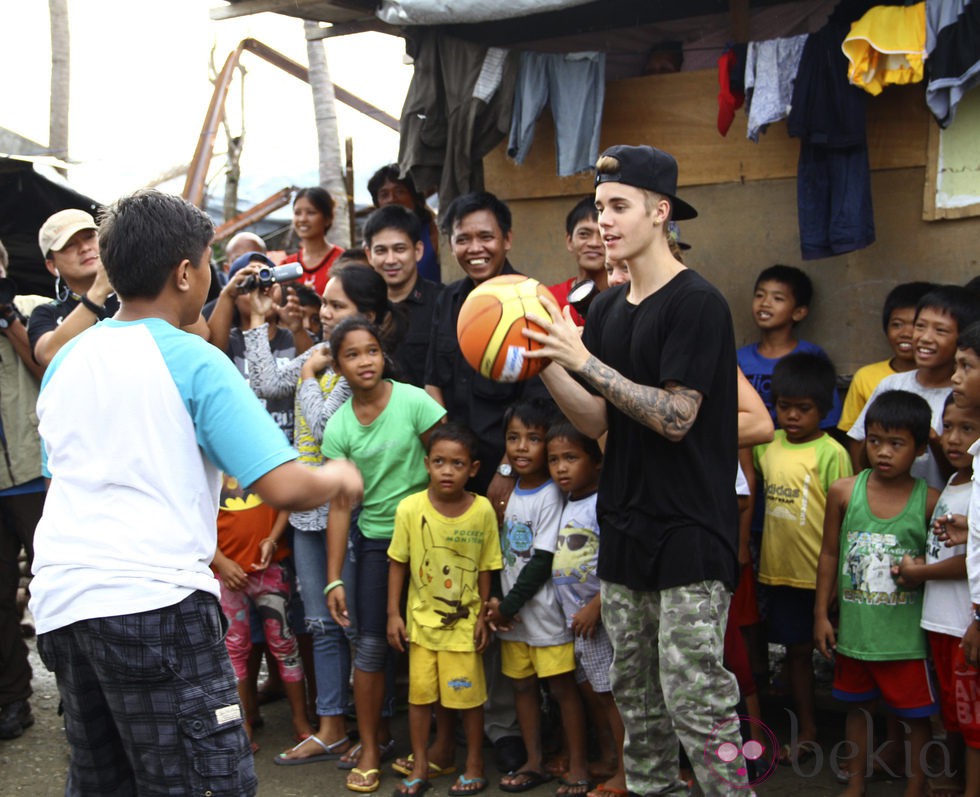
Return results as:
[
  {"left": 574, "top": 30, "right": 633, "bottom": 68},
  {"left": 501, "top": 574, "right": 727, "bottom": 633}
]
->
[{"left": 579, "top": 356, "right": 703, "bottom": 441}]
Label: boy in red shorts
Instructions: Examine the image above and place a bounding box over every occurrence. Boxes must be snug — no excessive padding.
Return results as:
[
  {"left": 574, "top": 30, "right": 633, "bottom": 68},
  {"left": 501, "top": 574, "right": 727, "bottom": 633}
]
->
[{"left": 815, "top": 390, "right": 940, "bottom": 797}]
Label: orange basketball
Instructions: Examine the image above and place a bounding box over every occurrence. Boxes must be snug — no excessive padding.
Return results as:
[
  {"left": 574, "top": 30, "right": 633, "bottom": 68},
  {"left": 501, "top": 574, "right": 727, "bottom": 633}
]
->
[{"left": 456, "top": 275, "right": 554, "bottom": 382}]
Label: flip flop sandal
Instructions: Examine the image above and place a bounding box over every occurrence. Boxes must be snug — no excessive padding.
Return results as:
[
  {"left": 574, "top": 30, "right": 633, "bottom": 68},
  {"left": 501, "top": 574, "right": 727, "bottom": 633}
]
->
[
  {"left": 449, "top": 775, "right": 489, "bottom": 795},
  {"left": 392, "top": 755, "right": 457, "bottom": 778},
  {"left": 274, "top": 734, "right": 352, "bottom": 766},
  {"left": 500, "top": 770, "right": 553, "bottom": 793},
  {"left": 339, "top": 739, "right": 396, "bottom": 771},
  {"left": 347, "top": 767, "right": 382, "bottom": 793},
  {"left": 391, "top": 778, "right": 432, "bottom": 796},
  {"left": 556, "top": 778, "right": 594, "bottom": 796},
  {"left": 586, "top": 784, "right": 629, "bottom": 797}
]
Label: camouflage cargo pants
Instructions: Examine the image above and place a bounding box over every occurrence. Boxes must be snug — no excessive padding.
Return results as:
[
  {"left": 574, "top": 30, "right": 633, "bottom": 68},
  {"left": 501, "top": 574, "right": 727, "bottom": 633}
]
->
[{"left": 602, "top": 579, "right": 753, "bottom": 796}]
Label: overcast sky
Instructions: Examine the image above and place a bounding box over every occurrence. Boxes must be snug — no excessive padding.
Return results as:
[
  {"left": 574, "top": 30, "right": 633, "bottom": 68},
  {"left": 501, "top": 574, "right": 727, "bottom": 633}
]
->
[{"left": 0, "top": 1, "right": 413, "bottom": 208}]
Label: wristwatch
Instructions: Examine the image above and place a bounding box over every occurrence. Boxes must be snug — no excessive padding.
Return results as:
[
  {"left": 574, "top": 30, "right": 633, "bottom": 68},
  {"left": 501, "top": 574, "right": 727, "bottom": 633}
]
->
[
  {"left": 496, "top": 463, "right": 513, "bottom": 478},
  {"left": 974, "top": 606, "right": 980, "bottom": 626}
]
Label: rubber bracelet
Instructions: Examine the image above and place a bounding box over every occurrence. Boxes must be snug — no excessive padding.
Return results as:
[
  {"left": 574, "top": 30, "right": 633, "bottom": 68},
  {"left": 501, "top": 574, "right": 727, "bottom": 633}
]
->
[
  {"left": 79, "top": 294, "right": 106, "bottom": 316},
  {"left": 323, "top": 579, "right": 344, "bottom": 596}
]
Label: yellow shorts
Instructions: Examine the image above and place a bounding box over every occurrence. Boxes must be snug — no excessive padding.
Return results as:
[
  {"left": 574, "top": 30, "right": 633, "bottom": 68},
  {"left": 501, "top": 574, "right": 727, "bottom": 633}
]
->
[
  {"left": 501, "top": 639, "right": 574, "bottom": 680},
  {"left": 408, "top": 645, "right": 487, "bottom": 710}
]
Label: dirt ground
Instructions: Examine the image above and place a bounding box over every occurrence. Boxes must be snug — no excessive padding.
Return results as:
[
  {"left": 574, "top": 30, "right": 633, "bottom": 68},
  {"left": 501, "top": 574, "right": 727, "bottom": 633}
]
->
[{"left": 0, "top": 637, "right": 924, "bottom": 797}]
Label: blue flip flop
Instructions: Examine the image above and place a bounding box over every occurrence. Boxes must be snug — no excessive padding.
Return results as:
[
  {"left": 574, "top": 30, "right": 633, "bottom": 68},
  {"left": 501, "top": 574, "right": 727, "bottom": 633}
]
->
[
  {"left": 392, "top": 777, "right": 431, "bottom": 796},
  {"left": 449, "top": 774, "right": 489, "bottom": 795}
]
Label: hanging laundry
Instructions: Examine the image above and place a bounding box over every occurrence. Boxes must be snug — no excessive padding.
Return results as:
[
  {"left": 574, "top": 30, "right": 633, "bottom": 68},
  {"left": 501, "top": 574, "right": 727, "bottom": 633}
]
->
[
  {"left": 843, "top": 2, "right": 927, "bottom": 95},
  {"left": 717, "top": 47, "right": 745, "bottom": 136},
  {"left": 744, "top": 34, "right": 808, "bottom": 141},
  {"left": 398, "top": 30, "right": 519, "bottom": 224},
  {"left": 788, "top": 0, "right": 878, "bottom": 260},
  {"left": 507, "top": 51, "right": 605, "bottom": 177},
  {"left": 926, "top": 0, "right": 980, "bottom": 127}
]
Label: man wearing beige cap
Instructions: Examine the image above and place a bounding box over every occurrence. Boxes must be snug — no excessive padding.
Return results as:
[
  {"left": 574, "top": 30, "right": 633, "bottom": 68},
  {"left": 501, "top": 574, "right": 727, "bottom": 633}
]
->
[{"left": 27, "top": 208, "right": 118, "bottom": 368}]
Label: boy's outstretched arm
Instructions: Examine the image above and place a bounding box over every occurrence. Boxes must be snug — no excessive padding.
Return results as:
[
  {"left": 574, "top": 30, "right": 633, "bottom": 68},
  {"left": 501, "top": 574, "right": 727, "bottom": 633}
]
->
[
  {"left": 251, "top": 458, "right": 362, "bottom": 512},
  {"left": 387, "top": 559, "right": 409, "bottom": 653},
  {"left": 814, "top": 477, "right": 851, "bottom": 658}
]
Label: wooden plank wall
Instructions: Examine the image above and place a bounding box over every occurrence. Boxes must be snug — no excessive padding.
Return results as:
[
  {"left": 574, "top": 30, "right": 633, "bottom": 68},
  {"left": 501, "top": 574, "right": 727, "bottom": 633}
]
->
[
  {"left": 458, "top": 68, "right": 980, "bottom": 376},
  {"left": 484, "top": 69, "right": 931, "bottom": 200}
]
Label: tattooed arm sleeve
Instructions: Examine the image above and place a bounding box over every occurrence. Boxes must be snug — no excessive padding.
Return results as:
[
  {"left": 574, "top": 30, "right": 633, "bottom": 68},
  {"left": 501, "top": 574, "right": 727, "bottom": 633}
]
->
[{"left": 578, "top": 356, "right": 703, "bottom": 442}]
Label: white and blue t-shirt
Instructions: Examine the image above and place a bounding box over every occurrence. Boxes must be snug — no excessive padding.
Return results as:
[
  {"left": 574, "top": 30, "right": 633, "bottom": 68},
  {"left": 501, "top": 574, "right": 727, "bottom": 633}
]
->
[{"left": 31, "top": 318, "right": 296, "bottom": 634}]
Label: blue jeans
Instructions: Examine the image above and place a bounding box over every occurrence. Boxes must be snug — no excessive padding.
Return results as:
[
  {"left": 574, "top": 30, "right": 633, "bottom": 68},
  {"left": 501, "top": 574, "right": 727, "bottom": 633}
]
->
[
  {"left": 348, "top": 521, "right": 397, "bottom": 718},
  {"left": 292, "top": 526, "right": 352, "bottom": 718}
]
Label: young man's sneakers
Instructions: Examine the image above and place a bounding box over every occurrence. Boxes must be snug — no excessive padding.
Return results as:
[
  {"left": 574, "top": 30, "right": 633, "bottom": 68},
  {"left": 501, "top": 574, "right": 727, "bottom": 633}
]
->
[{"left": 0, "top": 699, "right": 34, "bottom": 740}]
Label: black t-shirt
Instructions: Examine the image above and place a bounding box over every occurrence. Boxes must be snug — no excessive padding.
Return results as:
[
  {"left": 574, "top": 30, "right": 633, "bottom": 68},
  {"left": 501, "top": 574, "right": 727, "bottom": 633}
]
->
[
  {"left": 27, "top": 294, "right": 121, "bottom": 360},
  {"left": 393, "top": 277, "right": 444, "bottom": 389},
  {"left": 425, "top": 262, "right": 547, "bottom": 494},
  {"left": 582, "top": 270, "right": 739, "bottom": 591}
]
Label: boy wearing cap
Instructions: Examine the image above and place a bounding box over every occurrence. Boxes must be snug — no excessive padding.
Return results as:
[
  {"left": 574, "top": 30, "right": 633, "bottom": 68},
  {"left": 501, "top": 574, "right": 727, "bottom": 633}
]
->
[
  {"left": 28, "top": 208, "right": 119, "bottom": 368},
  {"left": 31, "top": 190, "right": 363, "bottom": 795},
  {"left": 526, "top": 145, "right": 749, "bottom": 795}
]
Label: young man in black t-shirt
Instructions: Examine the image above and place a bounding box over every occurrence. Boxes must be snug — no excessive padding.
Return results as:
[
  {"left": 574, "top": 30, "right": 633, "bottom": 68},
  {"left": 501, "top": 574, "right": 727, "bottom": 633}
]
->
[{"left": 526, "top": 146, "right": 751, "bottom": 796}]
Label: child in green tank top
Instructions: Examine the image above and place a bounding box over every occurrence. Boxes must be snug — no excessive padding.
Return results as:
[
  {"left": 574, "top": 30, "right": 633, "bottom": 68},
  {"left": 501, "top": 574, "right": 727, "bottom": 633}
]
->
[{"left": 815, "top": 390, "right": 940, "bottom": 797}]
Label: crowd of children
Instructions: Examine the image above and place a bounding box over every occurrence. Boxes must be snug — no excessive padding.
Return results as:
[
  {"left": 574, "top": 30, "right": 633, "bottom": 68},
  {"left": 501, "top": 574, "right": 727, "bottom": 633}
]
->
[{"left": 21, "top": 149, "right": 980, "bottom": 797}]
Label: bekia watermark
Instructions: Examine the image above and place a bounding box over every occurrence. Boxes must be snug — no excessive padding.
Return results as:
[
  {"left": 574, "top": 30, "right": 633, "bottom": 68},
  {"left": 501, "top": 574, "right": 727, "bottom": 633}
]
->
[{"left": 704, "top": 710, "right": 954, "bottom": 788}]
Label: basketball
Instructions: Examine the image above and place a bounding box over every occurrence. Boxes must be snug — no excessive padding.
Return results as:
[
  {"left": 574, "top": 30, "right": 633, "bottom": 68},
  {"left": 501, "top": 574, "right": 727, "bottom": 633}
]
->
[{"left": 456, "top": 275, "right": 555, "bottom": 382}]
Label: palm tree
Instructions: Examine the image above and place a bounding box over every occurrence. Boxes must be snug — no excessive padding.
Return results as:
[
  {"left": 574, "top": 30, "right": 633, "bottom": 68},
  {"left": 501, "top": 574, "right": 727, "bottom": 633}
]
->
[
  {"left": 304, "top": 20, "right": 350, "bottom": 246},
  {"left": 48, "top": 0, "right": 70, "bottom": 177}
]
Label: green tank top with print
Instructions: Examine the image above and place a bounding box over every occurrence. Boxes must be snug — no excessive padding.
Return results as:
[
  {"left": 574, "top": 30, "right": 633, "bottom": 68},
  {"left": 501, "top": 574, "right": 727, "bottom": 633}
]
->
[{"left": 836, "top": 469, "right": 929, "bottom": 661}]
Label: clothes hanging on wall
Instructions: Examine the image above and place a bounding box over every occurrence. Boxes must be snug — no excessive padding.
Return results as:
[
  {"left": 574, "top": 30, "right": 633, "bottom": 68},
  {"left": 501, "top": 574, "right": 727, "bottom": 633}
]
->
[
  {"left": 506, "top": 51, "right": 605, "bottom": 176},
  {"left": 926, "top": 0, "right": 980, "bottom": 127},
  {"left": 717, "top": 46, "right": 746, "bottom": 136},
  {"left": 398, "top": 30, "right": 519, "bottom": 223},
  {"left": 788, "top": 0, "right": 877, "bottom": 259},
  {"left": 744, "top": 34, "right": 809, "bottom": 141},
  {"left": 843, "top": 2, "right": 926, "bottom": 95}
]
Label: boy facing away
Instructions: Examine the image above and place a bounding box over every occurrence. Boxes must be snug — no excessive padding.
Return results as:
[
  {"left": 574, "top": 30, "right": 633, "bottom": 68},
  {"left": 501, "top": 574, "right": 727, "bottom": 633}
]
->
[
  {"left": 485, "top": 399, "right": 591, "bottom": 795},
  {"left": 387, "top": 423, "right": 501, "bottom": 797},
  {"left": 737, "top": 263, "right": 842, "bottom": 429},
  {"left": 815, "top": 390, "right": 940, "bottom": 797},
  {"left": 29, "top": 190, "right": 363, "bottom": 796},
  {"left": 752, "top": 352, "right": 852, "bottom": 764},
  {"left": 847, "top": 284, "right": 980, "bottom": 487}
]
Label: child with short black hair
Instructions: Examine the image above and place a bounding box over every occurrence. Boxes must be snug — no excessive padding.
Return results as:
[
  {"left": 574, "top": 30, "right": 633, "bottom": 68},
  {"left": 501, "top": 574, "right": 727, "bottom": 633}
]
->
[
  {"left": 753, "top": 352, "right": 852, "bottom": 765},
  {"left": 815, "top": 390, "right": 940, "bottom": 797},
  {"left": 848, "top": 284, "right": 980, "bottom": 488},
  {"left": 387, "top": 422, "right": 500, "bottom": 797},
  {"left": 30, "top": 189, "right": 363, "bottom": 796},
  {"left": 485, "top": 399, "right": 591, "bottom": 795},
  {"left": 323, "top": 316, "right": 447, "bottom": 793},
  {"left": 838, "top": 282, "right": 934, "bottom": 434},
  {"left": 212, "top": 476, "right": 311, "bottom": 748},
  {"left": 942, "top": 320, "right": 980, "bottom": 796},
  {"left": 894, "top": 394, "right": 977, "bottom": 795},
  {"left": 738, "top": 263, "right": 842, "bottom": 428},
  {"left": 546, "top": 421, "right": 627, "bottom": 797}
]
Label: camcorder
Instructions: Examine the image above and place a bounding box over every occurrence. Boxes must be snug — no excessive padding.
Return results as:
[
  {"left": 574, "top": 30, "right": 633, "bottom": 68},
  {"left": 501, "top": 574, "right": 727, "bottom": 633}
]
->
[
  {"left": 238, "top": 263, "right": 304, "bottom": 292},
  {"left": 0, "top": 277, "right": 26, "bottom": 330}
]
